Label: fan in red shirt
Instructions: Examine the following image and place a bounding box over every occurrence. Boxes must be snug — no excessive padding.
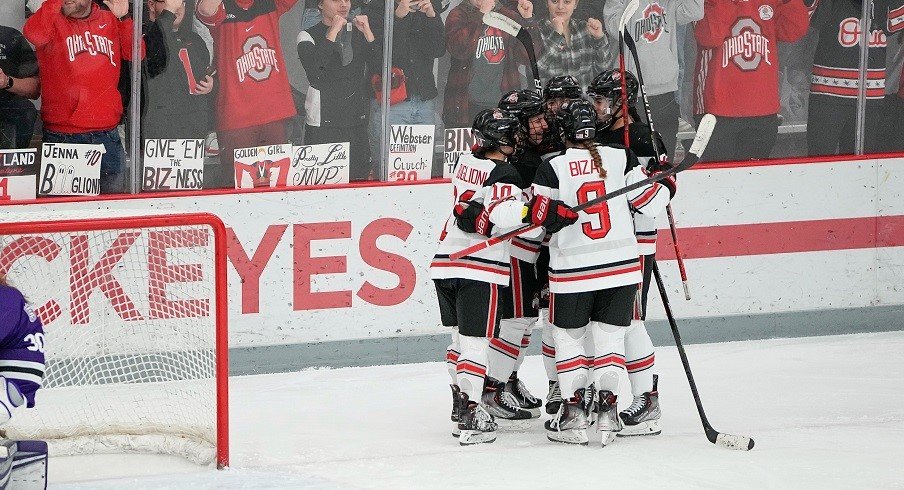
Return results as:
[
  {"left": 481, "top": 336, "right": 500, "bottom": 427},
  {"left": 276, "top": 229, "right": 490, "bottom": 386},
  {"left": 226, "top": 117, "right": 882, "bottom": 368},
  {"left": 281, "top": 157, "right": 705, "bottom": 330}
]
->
[
  {"left": 196, "top": 0, "right": 299, "bottom": 188},
  {"left": 24, "top": 0, "right": 146, "bottom": 194},
  {"left": 693, "top": 0, "right": 809, "bottom": 162}
]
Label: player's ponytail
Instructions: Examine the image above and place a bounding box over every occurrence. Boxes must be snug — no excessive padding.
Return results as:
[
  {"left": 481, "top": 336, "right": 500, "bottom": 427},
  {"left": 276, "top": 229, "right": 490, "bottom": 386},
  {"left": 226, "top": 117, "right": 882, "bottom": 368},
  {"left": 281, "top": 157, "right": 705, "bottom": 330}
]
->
[{"left": 581, "top": 140, "right": 606, "bottom": 179}]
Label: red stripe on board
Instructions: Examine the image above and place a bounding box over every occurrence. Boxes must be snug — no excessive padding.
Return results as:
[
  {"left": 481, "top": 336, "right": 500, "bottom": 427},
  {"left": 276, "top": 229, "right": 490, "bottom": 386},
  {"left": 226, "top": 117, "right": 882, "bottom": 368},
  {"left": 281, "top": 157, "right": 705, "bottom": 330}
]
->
[{"left": 656, "top": 215, "right": 904, "bottom": 260}]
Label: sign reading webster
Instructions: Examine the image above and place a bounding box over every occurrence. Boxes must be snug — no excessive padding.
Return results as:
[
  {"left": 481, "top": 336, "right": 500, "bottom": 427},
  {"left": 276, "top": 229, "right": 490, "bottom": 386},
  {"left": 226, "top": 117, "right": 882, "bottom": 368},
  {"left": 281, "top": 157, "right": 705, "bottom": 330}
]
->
[{"left": 387, "top": 124, "right": 433, "bottom": 181}]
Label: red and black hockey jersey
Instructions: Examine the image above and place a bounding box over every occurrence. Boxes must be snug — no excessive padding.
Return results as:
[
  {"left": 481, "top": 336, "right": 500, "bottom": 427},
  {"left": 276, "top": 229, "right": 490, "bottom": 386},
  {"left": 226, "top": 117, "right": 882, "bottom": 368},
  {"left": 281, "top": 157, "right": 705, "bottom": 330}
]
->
[
  {"left": 693, "top": 0, "right": 809, "bottom": 117},
  {"left": 808, "top": 0, "right": 904, "bottom": 100}
]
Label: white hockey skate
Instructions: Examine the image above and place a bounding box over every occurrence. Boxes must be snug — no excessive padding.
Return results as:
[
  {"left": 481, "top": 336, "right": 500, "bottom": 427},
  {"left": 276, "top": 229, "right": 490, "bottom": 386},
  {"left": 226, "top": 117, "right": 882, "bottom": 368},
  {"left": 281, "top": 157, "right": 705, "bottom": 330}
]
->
[
  {"left": 618, "top": 375, "right": 662, "bottom": 437},
  {"left": 545, "top": 389, "right": 591, "bottom": 445},
  {"left": 596, "top": 390, "right": 622, "bottom": 447}
]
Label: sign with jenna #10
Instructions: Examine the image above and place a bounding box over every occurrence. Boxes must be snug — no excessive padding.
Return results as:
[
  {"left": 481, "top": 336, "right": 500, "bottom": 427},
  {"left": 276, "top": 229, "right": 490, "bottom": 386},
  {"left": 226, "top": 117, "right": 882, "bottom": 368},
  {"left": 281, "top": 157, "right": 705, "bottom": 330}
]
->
[
  {"left": 38, "top": 143, "right": 104, "bottom": 196},
  {"left": 143, "top": 139, "right": 205, "bottom": 191},
  {"left": 0, "top": 149, "right": 38, "bottom": 201},
  {"left": 387, "top": 124, "right": 434, "bottom": 181}
]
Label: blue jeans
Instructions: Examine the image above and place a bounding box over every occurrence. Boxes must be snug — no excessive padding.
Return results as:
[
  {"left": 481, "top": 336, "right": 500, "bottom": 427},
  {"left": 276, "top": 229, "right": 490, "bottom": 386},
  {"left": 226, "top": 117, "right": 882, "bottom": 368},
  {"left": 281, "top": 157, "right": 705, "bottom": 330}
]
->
[
  {"left": 42, "top": 128, "right": 127, "bottom": 194},
  {"left": 368, "top": 96, "right": 437, "bottom": 170}
]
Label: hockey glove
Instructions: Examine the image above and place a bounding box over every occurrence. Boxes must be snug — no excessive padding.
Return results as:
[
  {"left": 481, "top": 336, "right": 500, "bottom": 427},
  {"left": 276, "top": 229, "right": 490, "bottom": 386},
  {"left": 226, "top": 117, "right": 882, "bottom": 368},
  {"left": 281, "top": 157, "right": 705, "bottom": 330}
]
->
[
  {"left": 454, "top": 200, "right": 494, "bottom": 237},
  {"left": 525, "top": 195, "right": 578, "bottom": 234}
]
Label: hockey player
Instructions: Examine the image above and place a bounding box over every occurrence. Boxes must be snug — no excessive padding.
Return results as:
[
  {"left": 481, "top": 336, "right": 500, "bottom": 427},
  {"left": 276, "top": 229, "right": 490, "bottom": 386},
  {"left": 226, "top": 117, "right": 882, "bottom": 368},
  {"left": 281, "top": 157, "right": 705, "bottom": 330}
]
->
[
  {"left": 533, "top": 99, "right": 670, "bottom": 446},
  {"left": 588, "top": 69, "right": 677, "bottom": 436},
  {"left": 432, "top": 109, "right": 578, "bottom": 445},
  {"left": 0, "top": 276, "right": 48, "bottom": 488},
  {"left": 543, "top": 75, "right": 583, "bottom": 117}
]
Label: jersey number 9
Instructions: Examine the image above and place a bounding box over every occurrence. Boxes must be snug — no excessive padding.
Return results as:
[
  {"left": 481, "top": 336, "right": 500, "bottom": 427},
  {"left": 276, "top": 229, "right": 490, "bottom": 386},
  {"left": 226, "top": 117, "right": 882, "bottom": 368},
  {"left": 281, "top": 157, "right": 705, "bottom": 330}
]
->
[{"left": 576, "top": 181, "right": 611, "bottom": 239}]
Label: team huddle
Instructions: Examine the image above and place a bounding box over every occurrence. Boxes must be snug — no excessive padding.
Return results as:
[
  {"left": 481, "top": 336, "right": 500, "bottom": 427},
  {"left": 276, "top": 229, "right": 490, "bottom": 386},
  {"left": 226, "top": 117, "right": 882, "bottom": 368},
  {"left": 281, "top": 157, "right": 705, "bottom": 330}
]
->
[{"left": 430, "top": 70, "right": 676, "bottom": 446}]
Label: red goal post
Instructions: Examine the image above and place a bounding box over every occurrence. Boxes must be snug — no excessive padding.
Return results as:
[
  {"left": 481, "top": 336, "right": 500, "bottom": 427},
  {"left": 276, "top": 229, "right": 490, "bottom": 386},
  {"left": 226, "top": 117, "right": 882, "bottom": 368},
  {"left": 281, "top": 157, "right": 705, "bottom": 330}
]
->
[{"left": 0, "top": 212, "right": 229, "bottom": 468}]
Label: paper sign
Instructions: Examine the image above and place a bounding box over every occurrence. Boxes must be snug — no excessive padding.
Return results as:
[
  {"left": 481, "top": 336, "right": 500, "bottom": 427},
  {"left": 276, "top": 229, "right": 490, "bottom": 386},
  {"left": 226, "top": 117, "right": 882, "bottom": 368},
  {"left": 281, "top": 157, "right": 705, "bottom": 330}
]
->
[
  {"left": 443, "top": 127, "right": 476, "bottom": 179},
  {"left": 38, "top": 143, "right": 104, "bottom": 196},
  {"left": 233, "top": 144, "right": 292, "bottom": 189},
  {"left": 290, "top": 142, "right": 350, "bottom": 186},
  {"left": 142, "top": 139, "right": 205, "bottom": 191},
  {"left": 0, "top": 149, "right": 38, "bottom": 201},
  {"left": 387, "top": 124, "right": 434, "bottom": 181}
]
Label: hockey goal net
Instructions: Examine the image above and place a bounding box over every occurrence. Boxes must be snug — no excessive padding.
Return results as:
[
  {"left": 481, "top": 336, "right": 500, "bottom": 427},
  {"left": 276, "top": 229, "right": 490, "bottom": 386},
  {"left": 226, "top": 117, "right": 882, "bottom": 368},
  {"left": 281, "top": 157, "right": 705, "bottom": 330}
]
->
[{"left": 0, "top": 212, "right": 228, "bottom": 468}]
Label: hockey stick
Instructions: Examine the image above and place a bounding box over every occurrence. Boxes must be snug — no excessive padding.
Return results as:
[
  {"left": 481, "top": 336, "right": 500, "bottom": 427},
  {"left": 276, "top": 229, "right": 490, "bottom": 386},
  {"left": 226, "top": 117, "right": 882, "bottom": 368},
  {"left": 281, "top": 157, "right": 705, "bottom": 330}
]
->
[
  {"left": 483, "top": 12, "right": 541, "bottom": 93},
  {"left": 448, "top": 114, "right": 716, "bottom": 260},
  {"left": 623, "top": 31, "right": 691, "bottom": 300},
  {"left": 651, "top": 260, "right": 755, "bottom": 450},
  {"left": 617, "top": 0, "right": 639, "bottom": 147}
]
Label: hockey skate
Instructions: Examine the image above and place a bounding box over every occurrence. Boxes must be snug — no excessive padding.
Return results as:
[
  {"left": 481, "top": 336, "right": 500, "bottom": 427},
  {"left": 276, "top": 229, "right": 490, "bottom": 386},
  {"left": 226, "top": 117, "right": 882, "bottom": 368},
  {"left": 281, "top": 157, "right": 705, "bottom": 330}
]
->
[
  {"left": 545, "top": 380, "right": 562, "bottom": 415},
  {"left": 451, "top": 384, "right": 462, "bottom": 437},
  {"left": 482, "top": 378, "right": 533, "bottom": 430},
  {"left": 504, "top": 373, "right": 542, "bottom": 418},
  {"left": 596, "top": 389, "right": 622, "bottom": 447},
  {"left": 458, "top": 393, "right": 498, "bottom": 446},
  {"left": 618, "top": 375, "right": 662, "bottom": 437},
  {"left": 545, "top": 389, "right": 591, "bottom": 445}
]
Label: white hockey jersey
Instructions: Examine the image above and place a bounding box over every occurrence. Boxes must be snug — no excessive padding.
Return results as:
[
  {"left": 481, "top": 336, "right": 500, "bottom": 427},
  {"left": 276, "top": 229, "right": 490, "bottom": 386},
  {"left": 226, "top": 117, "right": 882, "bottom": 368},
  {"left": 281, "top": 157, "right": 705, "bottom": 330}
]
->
[
  {"left": 533, "top": 145, "right": 669, "bottom": 293},
  {"left": 430, "top": 153, "right": 528, "bottom": 285}
]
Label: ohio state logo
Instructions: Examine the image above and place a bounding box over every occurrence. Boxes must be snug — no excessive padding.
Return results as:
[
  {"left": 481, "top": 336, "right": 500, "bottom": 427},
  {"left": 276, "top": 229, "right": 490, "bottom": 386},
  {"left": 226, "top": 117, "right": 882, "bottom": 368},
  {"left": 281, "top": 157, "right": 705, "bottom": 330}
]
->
[
  {"left": 634, "top": 3, "right": 666, "bottom": 43},
  {"left": 838, "top": 17, "right": 887, "bottom": 48},
  {"left": 236, "top": 35, "right": 280, "bottom": 82},
  {"left": 722, "top": 18, "right": 771, "bottom": 71},
  {"left": 475, "top": 27, "right": 505, "bottom": 64}
]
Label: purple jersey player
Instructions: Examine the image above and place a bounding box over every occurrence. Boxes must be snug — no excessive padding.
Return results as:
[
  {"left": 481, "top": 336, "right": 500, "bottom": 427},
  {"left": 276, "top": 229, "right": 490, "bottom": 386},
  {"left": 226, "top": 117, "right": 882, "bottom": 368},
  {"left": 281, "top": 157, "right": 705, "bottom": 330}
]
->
[{"left": 0, "top": 280, "right": 45, "bottom": 414}]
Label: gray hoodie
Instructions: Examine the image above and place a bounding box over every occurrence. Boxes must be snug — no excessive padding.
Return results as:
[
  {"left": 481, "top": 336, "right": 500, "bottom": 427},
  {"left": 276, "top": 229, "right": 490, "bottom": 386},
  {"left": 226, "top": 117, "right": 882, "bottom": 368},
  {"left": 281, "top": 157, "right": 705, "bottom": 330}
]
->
[{"left": 603, "top": 0, "right": 703, "bottom": 96}]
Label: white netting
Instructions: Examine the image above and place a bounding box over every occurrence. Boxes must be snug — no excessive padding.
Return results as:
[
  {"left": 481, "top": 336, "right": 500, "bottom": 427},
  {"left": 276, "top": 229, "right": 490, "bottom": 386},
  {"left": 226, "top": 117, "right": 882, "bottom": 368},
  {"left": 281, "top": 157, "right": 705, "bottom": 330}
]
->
[{"left": 0, "top": 213, "right": 223, "bottom": 465}]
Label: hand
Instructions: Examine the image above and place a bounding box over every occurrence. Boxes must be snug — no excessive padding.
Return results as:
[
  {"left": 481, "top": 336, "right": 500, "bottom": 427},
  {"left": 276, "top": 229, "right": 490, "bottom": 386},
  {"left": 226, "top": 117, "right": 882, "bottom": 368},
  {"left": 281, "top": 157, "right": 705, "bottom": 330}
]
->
[
  {"left": 0, "top": 69, "right": 9, "bottom": 90},
  {"left": 517, "top": 0, "right": 533, "bottom": 18},
  {"left": 103, "top": 0, "right": 130, "bottom": 19},
  {"left": 354, "top": 15, "right": 375, "bottom": 42},
  {"left": 586, "top": 17, "right": 604, "bottom": 39},
  {"left": 419, "top": 0, "right": 436, "bottom": 17},
  {"left": 524, "top": 195, "right": 578, "bottom": 233},
  {"left": 454, "top": 201, "right": 493, "bottom": 236},
  {"left": 195, "top": 75, "right": 215, "bottom": 95},
  {"left": 477, "top": 0, "right": 495, "bottom": 15},
  {"left": 550, "top": 14, "right": 567, "bottom": 35},
  {"left": 327, "top": 14, "right": 348, "bottom": 40},
  {"left": 396, "top": 0, "right": 412, "bottom": 18}
]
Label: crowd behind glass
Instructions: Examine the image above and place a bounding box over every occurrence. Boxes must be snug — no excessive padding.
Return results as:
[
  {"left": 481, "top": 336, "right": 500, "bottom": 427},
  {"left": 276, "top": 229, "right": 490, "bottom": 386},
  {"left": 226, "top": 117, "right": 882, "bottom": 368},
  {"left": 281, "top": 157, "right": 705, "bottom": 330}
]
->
[{"left": 1, "top": 0, "right": 902, "bottom": 194}]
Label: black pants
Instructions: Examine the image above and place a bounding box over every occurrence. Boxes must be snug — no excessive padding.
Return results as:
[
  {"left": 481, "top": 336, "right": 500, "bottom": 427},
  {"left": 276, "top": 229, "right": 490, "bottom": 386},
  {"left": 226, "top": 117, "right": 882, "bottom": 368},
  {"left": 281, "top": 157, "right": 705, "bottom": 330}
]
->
[
  {"left": 548, "top": 284, "right": 636, "bottom": 329},
  {"left": 434, "top": 278, "right": 513, "bottom": 338},
  {"left": 643, "top": 92, "right": 680, "bottom": 160},
  {"left": 0, "top": 99, "right": 37, "bottom": 149},
  {"left": 305, "top": 124, "right": 372, "bottom": 181},
  {"left": 807, "top": 94, "right": 885, "bottom": 156},
  {"left": 696, "top": 114, "right": 779, "bottom": 162}
]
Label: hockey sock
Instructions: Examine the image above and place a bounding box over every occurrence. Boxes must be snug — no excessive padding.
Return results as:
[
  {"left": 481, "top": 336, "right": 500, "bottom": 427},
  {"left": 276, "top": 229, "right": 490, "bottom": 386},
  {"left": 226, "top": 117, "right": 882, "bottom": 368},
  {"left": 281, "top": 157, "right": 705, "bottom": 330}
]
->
[
  {"left": 540, "top": 310, "right": 558, "bottom": 381},
  {"left": 446, "top": 328, "right": 461, "bottom": 385},
  {"left": 488, "top": 318, "right": 531, "bottom": 381},
  {"left": 457, "top": 335, "right": 490, "bottom": 402},
  {"left": 590, "top": 322, "right": 626, "bottom": 393},
  {"left": 552, "top": 325, "right": 589, "bottom": 399},
  {"left": 511, "top": 318, "right": 536, "bottom": 374},
  {"left": 624, "top": 320, "right": 655, "bottom": 395}
]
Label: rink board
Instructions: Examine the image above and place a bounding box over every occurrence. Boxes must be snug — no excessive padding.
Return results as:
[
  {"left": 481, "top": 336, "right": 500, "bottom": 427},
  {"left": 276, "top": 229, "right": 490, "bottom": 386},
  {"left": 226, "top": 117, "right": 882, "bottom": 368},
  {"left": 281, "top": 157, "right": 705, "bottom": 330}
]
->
[{"left": 2, "top": 155, "right": 903, "bottom": 369}]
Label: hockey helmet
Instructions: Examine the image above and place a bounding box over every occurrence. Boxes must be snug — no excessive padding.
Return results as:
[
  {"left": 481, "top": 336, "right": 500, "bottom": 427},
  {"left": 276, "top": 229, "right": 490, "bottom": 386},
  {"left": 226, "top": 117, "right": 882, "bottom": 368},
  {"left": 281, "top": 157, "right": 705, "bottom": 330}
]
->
[
  {"left": 587, "top": 69, "right": 639, "bottom": 107},
  {"left": 471, "top": 109, "right": 520, "bottom": 152},
  {"left": 555, "top": 99, "right": 597, "bottom": 142},
  {"left": 543, "top": 75, "right": 583, "bottom": 101}
]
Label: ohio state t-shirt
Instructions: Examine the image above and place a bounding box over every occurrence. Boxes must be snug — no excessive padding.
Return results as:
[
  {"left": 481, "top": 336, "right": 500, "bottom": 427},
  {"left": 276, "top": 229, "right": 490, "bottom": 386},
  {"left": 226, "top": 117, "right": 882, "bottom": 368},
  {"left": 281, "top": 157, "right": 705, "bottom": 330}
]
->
[
  {"left": 197, "top": 0, "right": 298, "bottom": 131},
  {"left": 468, "top": 25, "right": 506, "bottom": 107}
]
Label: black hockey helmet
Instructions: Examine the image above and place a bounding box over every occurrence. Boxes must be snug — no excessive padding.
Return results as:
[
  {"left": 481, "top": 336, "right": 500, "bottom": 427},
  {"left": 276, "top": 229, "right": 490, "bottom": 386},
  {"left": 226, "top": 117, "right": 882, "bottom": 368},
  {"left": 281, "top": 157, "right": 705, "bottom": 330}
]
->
[
  {"left": 472, "top": 108, "right": 520, "bottom": 152},
  {"left": 498, "top": 90, "right": 545, "bottom": 121},
  {"left": 587, "top": 69, "right": 639, "bottom": 107},
  {"left": 555, "top": 99, "right": 597, "bottom": 142},
  {"left": 543, "top": 75, "right": 582, "bottom": 102}
]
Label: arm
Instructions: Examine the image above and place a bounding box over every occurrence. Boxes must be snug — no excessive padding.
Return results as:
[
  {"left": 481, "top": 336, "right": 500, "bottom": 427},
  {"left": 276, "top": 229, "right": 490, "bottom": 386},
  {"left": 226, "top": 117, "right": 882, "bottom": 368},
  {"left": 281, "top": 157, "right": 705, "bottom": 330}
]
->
[
  {"left": 445, "top": 5, "right": 484, "bottom": 59},
  {"left": 774, "top": 0, "right": 810, "bottom": 42},
  {"left": 23, "top": 0, "right": 63, "bottom": 50},
  {"left": 417, "top": 5, "right": 448, "bottom": 59},
  {"left": 144, "top": 14, "right": 172, "bottom": 79},
  {"left": 535, "top": 22, "right": 565, "bottom": 79},
  {"left": 119, "top": 18, "right": 147, "bottom": 61},
  {"left": 196, "top": 0, "right": 225, "bottom": 25},
  {"left": 603, "top": 0, "right": 627, "bottom": 39},
  {"left": 694, "top": 0, "right": 739, "bottom": 48},
  {"left": 624, "top": 149, "right": 675, "bottom": 215},
  {"left": 3, "top": 32, "right": 40, "bottom": 99},
  {"left": 297, "top": 30, "right": 344, "bottom": 87},
  {"left": 675, "top": 0, "right": 705, "bottom": 25}
]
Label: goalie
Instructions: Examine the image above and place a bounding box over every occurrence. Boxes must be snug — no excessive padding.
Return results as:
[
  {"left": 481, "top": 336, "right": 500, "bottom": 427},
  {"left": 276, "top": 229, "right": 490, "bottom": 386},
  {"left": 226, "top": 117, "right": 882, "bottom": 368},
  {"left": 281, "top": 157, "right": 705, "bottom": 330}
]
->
[{"left": 0, "top": 276, "right": 48, "bottom": 489}]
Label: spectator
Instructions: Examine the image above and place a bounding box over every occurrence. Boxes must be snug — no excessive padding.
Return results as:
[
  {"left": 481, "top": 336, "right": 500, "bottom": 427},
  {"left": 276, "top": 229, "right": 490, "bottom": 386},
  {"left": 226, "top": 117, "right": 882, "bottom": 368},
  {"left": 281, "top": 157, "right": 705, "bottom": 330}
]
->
[
  {"left": 364, "top": 0, "right": 445, "bottom": 169},
  {"left": 604, "top": 0, "right": 702, "bottom": 158},
  {"left": 0, "top": 25, "right": 40, "bottom": 149},
  {"left": 143, "top": 0, "right": 214, "bottom": 141},
  {"left": 536, "top": 0, "right": 610, "bottom": 89},
  {"left": 24, "top": 0, "right": 145, "bottom": 194},
  {"left": 297, "top": 0, "right": 380, "bottom": 180},
  {"left": 196, "top": 0, "right": 299, "bottom": 188},
  {"left": 442, "top": 0, "right": 534, "bottom": 128},
  {"left": 806, "top": 0, "right": 904, "bottom": 156},
  {"left": 692, "top": 0, "right": 808, "bottom": 162}
]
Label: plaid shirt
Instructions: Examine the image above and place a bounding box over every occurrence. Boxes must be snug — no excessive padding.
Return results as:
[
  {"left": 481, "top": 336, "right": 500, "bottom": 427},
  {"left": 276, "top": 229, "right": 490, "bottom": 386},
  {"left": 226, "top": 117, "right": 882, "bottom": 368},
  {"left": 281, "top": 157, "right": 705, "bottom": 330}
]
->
[{"left": 536, "top": 18, "right": 612, "bottom": 90}]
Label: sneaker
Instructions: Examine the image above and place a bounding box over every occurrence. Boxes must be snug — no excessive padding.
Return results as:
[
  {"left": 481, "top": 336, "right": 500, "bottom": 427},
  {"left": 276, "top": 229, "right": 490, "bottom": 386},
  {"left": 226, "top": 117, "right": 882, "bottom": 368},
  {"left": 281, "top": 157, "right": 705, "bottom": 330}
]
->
[
  {"left": 482, "top": 378, "right": 533, "bottom": 430},
  {"left": 505, "top": 373, "right": 542, "bottom": 418},
  {"left": 618, "top": 375, "right": 662, "bottom": 436},
  {"left": 545, "top": 380, "right": 562, "bottom": 415},
  {"left": 596, "top": 389, "right": 622, "bottom": 447},
  {"left": 545, "top": 389, "right": 591, "bottom": 445}
]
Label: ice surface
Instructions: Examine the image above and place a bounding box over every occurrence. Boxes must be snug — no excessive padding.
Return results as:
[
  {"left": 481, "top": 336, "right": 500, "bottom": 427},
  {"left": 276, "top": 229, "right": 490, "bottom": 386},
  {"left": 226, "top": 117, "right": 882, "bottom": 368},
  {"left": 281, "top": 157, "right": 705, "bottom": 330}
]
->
[{"left": 51, "top": 332, "right": 904, "bottom": 489}]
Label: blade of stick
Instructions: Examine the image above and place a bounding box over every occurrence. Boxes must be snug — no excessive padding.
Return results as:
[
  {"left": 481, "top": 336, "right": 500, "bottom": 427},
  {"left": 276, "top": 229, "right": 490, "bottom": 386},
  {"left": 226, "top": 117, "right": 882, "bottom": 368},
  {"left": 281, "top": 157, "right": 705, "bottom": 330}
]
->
[
  {"left": 618, "top": 0, "right": 640, "bottom": 30},
  {"left": 483, "top": 12, "right": 541, "bottom": 92},
  {"left": 689, "top": 114, "right": 715, "bottom": 158},
  {"left": 483, "top": 11, "right": 521, "bottom": 37}
]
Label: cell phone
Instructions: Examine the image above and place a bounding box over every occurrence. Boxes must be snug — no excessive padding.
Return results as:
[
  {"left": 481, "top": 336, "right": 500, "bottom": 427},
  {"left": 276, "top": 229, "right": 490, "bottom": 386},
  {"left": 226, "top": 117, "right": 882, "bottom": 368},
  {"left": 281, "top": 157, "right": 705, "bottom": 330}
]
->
[{"left": 205, "top": 65, "right": 217, "bottom": 77}]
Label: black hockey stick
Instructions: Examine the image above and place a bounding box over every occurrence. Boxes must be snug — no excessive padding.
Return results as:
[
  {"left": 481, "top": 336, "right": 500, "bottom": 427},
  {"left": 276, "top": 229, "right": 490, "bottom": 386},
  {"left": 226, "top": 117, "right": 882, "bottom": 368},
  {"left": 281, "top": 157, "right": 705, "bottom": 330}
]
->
[
  {"left": 449, "top": 115, "right": 715, "bottom": 260},
  {"left": 623, "top": 30, "right": 691, "bottom": 300},
  {"left": 483, "top": 12, "right": 541, "bottom": 92},
  {"left": 651, "top": 260, "right": 755, "bottom": 450},
  {"left": 616, "top": 0, "right": 640, "bottom": 147}
]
